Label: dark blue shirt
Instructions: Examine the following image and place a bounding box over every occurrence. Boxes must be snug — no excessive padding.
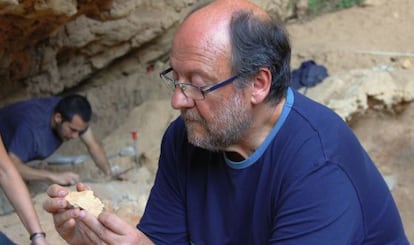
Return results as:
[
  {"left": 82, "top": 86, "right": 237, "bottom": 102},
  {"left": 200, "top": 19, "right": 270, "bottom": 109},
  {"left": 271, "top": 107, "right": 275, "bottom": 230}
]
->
[
  {"left": 0, "top": 97, "right": 62, "bottom": 162},
  {"left": 137, "top": 88, "right": 408, "bottom": 244}
]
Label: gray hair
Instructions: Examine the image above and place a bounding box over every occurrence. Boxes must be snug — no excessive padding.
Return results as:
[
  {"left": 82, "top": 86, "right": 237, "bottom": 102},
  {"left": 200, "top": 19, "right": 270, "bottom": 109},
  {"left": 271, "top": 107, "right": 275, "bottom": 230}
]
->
[{"left": 230, "top": 11, "right": 291, "bottom": 105}]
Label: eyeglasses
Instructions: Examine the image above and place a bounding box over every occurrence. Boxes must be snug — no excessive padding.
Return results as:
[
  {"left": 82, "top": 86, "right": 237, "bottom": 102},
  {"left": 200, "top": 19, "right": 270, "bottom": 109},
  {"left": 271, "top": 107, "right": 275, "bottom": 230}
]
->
[{"left": 160, "top": 67, "right": 239, "bottom": 100}]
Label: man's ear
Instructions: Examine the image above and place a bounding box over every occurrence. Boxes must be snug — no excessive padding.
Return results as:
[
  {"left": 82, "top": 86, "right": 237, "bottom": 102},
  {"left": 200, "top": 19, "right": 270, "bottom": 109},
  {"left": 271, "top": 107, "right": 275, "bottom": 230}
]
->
[
  {"left": 53, "top": 112, "right": 63, "bottom": 124},
  {"left": 251, "top": 68, "right": 271, "bottom": 104}
]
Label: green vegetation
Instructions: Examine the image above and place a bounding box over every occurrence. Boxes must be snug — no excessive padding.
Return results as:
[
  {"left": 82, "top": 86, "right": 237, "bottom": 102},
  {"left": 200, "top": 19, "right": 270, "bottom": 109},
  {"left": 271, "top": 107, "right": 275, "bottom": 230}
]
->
[{"left": 307, "top": 0, "right": 364, "bottom": 15}]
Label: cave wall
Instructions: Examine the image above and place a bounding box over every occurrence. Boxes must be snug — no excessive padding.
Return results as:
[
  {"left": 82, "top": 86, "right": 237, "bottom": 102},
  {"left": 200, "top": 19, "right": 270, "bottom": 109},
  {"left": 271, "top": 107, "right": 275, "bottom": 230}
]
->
[{"left": 0, "top": 0, "right": 201, "bottom": 98}]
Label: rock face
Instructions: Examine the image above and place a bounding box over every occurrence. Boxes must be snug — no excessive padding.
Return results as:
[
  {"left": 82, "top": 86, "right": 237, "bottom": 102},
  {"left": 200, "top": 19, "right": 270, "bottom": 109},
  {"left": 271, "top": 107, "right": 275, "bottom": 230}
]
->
[
  {"left": 0, "top": 0, "right": 113, "bottom": 97},
  {"left": 0, "top": 0, "right": 203, "bottom": 99},
  {"left": 0, "top": 0, "right": 292, "bottom": 97},
  {"left": 304, "top": 68, "right": 414, "bottom": 122}
]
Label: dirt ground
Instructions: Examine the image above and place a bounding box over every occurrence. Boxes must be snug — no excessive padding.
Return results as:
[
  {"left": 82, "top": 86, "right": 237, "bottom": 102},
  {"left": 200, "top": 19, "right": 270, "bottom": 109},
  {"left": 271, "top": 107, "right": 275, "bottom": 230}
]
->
[{"left": 0, "top": 0, "right": 413, "bottom": 244}]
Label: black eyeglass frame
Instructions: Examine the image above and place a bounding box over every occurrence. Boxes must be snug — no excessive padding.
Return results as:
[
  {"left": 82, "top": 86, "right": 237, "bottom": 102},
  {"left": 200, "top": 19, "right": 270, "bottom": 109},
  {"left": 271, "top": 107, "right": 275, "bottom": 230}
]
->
[{"left": 160, "top": 67, "right": 239, "bottom": 100}]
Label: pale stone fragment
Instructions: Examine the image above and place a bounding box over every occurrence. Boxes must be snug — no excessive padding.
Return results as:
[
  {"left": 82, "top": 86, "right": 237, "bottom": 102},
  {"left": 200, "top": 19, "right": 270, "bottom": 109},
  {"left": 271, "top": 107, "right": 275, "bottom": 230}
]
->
[{"left": 65, "top": 190, "right": 104, "bottom": 217}]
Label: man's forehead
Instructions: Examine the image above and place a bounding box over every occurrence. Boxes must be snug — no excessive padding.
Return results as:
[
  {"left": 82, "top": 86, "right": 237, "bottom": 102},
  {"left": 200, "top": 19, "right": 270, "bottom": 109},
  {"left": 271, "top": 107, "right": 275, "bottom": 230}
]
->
[
  {"left": 68, "top": 114, "right": 88, "bottom": 128},
  {"left": 175, "top": 12, "right": 229, "bottom": 45},
  {"left": 172, "top": 10, "right": 230, "bottom": 69}
]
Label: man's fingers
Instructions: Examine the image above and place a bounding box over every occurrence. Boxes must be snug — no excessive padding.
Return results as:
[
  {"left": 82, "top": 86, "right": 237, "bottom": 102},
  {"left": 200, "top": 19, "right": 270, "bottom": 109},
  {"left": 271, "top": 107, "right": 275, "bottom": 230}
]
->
[
  {"left": 53, "top": 208, "right": 79, "bottom": 230},
  {"left": 115, "top": 173, "right": 129, "bottom": 181},
  {"left": 46, "top": 184, "right": 69, "bottom": 198},
  {"left": 75, "top": 182, "right": 89, "bottom": 192},
  {"left": 44, "top": 183, "right": 92, "bottom": 213},
  {"left": 43, "top": 185, "right": 69, "bottom": 214},
  {"left": 78, "top": 210, "right": 111, "bottom": 242},
  {"left": 99, "top": 211, "right": 131, "bottom": 234},
  {"left": 43, "top": 197, "right": 67, "bottom": 213},
  {"left": 80, "top": 221, "right": 108, "bottom": 245}
]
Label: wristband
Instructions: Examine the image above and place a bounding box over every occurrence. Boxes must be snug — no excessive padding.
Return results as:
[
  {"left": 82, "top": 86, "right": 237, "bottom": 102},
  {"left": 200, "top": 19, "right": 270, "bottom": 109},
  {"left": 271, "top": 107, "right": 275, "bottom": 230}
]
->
[{"left": 29, "top": 232, "right": 46, "bottom": 241}]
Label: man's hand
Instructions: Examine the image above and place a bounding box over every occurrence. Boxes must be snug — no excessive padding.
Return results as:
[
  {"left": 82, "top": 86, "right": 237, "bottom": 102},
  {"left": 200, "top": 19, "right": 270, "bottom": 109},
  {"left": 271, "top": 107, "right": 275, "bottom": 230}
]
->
[
  {"left": 110, "top": 166, "right": 131, "bottom": 181},
  {"left": 43, "top": 183, "right": 93, "bottom": 245},
  {"left": 80, "top": 211, "right": 153, "bottom": 245},
  {"left": 44, "top": 183, "right": 153, "bottom": 245},
  {"left": 49, "top": 172, "right": 79, "bottom": 186}
]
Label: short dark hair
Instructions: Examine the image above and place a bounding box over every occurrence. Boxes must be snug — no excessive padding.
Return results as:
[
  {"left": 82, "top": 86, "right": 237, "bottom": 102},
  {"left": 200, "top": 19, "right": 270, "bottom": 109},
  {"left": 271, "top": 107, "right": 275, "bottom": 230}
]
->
[
  {"left": 230, "top": 11, "right": 291, "bottom": 106},
  {"left": 54, "top": 94, "right": 92, "bottom": 122}
]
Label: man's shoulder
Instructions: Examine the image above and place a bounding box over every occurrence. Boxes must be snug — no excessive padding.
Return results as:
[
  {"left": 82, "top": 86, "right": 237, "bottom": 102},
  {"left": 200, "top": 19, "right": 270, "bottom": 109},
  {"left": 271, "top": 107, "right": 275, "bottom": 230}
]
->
[
  {"left": 2, "top": 96, "right": 60, "bottom": 109},
  {"left": 24, "top": 96, "right": 60, "bottom": 111},
  {"left": 0, "top": 97, "right": 60, "bottom": 128},
  {"left": 31, "top": 96, "right": 61, "bottom": 105}
]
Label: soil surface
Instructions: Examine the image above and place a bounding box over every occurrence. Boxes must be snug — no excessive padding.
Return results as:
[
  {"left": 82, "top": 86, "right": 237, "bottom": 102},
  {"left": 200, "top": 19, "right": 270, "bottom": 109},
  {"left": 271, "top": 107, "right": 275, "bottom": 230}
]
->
[{"left": 1, "top": 0, "right": 413, "bottom": 244}]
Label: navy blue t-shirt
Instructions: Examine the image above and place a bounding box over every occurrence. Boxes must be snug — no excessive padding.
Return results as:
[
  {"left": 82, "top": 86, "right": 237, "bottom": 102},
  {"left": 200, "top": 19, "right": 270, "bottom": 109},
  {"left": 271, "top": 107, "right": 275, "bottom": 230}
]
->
[
  {"left": 0, "top": 97, "right": 62, "bottom": 162},
  {"left": 138, "top": 88, "right": 408, "bottom": 244}
]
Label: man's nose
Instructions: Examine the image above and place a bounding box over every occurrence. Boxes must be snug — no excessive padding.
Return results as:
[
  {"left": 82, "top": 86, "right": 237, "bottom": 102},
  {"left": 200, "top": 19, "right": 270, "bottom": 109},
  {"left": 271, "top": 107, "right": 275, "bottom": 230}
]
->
[{"left": 171, "top": 87, "right": 195, "bottom": 109}]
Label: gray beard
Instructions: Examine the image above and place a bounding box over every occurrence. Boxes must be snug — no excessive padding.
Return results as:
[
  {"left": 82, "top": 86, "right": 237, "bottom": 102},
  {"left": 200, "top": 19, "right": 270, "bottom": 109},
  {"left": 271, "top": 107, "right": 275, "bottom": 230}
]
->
[{"left": 183, "top": 92, "right": 252, "bottom": 151}]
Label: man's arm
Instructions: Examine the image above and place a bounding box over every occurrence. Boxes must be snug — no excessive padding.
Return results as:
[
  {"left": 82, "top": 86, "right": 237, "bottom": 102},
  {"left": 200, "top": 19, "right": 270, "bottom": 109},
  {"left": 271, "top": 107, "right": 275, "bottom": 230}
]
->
[
  {"left": 9, "top": 153, "right": 79, "bottom": 186},
  {"left": 79, "top": 127, "right": 111, "bottom": 176},
  {"left": 0, "top": 137, "right": 47, "bottom": 244}
]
